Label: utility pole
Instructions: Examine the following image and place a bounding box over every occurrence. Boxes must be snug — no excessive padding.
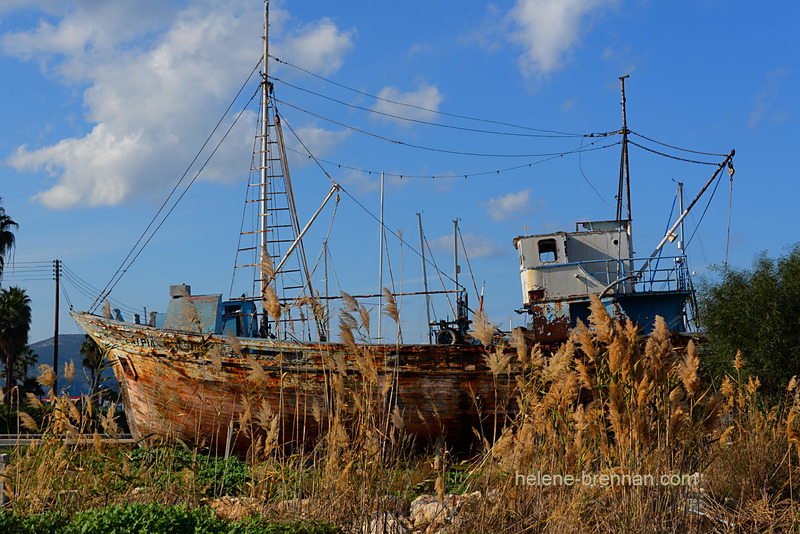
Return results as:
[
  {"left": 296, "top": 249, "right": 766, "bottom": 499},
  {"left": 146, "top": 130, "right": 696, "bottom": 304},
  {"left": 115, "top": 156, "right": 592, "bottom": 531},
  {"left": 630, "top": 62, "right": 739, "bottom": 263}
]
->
[{"left": 53, "top": 259, "right": 60, "bottom": 396}]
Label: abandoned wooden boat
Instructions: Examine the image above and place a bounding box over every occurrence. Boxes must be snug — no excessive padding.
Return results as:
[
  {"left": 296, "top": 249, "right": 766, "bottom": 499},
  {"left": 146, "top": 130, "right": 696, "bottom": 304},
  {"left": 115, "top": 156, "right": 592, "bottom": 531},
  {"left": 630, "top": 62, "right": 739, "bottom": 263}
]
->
[
  {"left": 72, "top": 297, "right": 515, "bottom": 454},
  {"left": 72, "top": 4, "right": 733, "bottom": 455}
]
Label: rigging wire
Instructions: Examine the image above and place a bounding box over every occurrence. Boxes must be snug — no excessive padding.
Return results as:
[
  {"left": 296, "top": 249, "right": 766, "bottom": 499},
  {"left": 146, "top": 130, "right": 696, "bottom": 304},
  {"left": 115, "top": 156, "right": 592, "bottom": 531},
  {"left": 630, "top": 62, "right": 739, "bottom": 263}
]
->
[
  {"left": 282, "top": 139, "right": 621, "bottom": 181},
  {"left": 271, "top": 76, "right": 603, "bottom": 139},
  {"left": 89, "top": 58, "right": 263, "bottom": 312},
  {"left": 457, "top": 226, "right": 481, "bottom": 305},
  {"left": 685, "top": 173, "right": 724, "bottom": 250},
  {"left": 276, "top": 97, "right": 612, "bottom": 158},
  {"left": 424, "top": 235, "right": 455, "bottom": 319},
  {"left": 628, "top": 140, "right": 720, "bottom": 166},
  {"left": 629, "top": 130, "right": 727, "bottom": 157},
  {"left": 278, "top": 105, "right": 462, "bottom": 289},
  {"left": 650, "top": 194, "right": 678, "bottom": 288},
  {"left": 90, "top": 86, "right": 262, "bottom": 312},
  {"left": 270, "top": 55, "right": 584, "bottom": 136},
  {"left": 229, "top": 110, "right": 266, "bottom": 300},
  {"left": 724, "top": 172, "right": 734, "bottom": 280},
  {"left": 578, "top": 135, "right": 613, "bottom": 207}
]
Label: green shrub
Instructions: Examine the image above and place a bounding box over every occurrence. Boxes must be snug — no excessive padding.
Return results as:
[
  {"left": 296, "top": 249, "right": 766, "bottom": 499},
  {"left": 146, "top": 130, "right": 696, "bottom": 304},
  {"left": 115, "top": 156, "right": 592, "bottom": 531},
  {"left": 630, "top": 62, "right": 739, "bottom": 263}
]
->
[{"left": 0, "top": 504, "right": 341, "bottom": 534}]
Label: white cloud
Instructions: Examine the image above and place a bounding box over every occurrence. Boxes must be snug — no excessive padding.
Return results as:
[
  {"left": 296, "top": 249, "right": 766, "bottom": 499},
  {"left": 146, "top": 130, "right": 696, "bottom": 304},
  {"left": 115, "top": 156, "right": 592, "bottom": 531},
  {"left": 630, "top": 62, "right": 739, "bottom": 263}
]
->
[
  {"left": 483, "top": 189, "right": 539, "bottom": 221},
  {"left": 749, "top": 68, "right": 788, "bottom": 129},
  {"left": 509, "top": 0, "right": 616, "bottom": 78},
  {"left": 337, "top": 169, "right": 378, "bottom": 194},
  {"left": 278, "top": 17, "right": 355, "bottom": 76},
  {"left": 285, "top": 125, "right": 351, "bottom": 169},
  {"left": 372, "top": 81, "right": 443, "bottom": 124},
  {"left": 408, "top": 42, "right": 433, "bottom": 57},
  {"left": 2, "top": 2, "right": 355, "bottom": 209},
  {"left": 430, "top": 232, "right": 509, "bottom": 259}
]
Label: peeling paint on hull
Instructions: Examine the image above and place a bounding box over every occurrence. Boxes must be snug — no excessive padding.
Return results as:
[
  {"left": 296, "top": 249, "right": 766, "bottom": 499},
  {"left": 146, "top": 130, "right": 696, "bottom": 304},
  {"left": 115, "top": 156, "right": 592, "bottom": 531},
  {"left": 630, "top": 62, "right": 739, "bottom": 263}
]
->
[{"left": 73, "top": 312, "right": 518, "bottom": 454}]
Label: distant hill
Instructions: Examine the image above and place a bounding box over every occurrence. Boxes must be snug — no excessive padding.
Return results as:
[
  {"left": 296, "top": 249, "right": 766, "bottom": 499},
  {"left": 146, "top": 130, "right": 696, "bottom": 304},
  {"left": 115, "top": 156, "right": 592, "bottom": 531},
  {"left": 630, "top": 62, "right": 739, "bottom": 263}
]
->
[{"left": 29, "top": 334, "right": 118, "bottom": 397}]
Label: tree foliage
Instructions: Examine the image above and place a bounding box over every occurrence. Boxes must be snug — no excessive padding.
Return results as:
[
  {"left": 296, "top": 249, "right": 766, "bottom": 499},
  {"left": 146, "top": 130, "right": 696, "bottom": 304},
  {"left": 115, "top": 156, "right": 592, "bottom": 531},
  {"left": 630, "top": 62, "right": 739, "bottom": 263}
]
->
[
  {"left": 698, "top": 245, "right": 800, "bottom": 398},
  {"left": 80, "top": 334, "right": 104, "bottom": 401},
  {"left": 0, "top": 197, "right": 17, "bottom": 282},
  {"left": 0, "top": 286, "right": 32, "bottom": 397}
]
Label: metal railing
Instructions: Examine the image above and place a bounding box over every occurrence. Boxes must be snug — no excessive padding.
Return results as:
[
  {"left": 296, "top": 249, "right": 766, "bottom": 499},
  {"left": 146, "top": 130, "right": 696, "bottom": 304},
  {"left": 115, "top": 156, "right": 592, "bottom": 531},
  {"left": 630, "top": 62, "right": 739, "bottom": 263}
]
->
[{"left": 537, "top": 254, "right": 691, "bottom": 294}]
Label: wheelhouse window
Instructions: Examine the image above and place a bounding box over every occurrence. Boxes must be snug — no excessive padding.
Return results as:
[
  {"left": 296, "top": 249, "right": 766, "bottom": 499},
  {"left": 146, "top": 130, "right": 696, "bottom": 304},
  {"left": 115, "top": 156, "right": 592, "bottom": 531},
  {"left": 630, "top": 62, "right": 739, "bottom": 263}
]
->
[{"left": 538, "top": 239, "right": 558, "bottom": 263}]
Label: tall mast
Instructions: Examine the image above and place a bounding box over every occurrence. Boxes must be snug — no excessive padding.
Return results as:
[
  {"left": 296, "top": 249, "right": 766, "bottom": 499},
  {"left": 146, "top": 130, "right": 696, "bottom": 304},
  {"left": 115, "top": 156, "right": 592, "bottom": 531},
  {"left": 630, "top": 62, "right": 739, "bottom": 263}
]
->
[
  {"left": 617, "top": 74, "right": 633, "bottom": 254},
  {"left": 417, "top": 213, "right": 432, "bottom": 344},
  {"left": 677, "top": 181, "right": 685, "bottom": 254},
  {"left": 378, "top": 171, "right": 385, "bottom": 342},
  {"left": 453, "top": 219, "right": 459, "bottom": 298},
  {"left": 259, "top": 1, "right": 269, "bottom": 308}
]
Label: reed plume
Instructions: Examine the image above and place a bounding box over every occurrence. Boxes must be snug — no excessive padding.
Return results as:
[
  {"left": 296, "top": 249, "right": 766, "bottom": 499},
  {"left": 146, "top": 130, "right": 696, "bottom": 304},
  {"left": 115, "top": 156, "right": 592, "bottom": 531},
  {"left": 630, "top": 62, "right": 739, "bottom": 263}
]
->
[
  {"left": 264, "top": 287, "right": 281, "bottom": 320},
  {"left": 260, "top": 246, "right": 275, "bottom": 281},
  {"left": 36, "top": 364, "right": 56, "bottom": 390},
  {"left": 678, "top": 340, "right": 700, "bottom": 396},
  {"left": 471, "top": 310, "right": 494, "bottom": 347},
  {"left": 382, "top": 287, "right": 398, "bottom": 323}
]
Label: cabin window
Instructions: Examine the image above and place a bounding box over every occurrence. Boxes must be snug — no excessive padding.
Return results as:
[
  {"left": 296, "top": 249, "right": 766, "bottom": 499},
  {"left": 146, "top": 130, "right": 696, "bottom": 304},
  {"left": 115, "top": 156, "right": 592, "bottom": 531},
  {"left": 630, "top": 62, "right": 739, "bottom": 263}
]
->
[{"left": 538, "top": 239, "right": 558, "bottom": 263}]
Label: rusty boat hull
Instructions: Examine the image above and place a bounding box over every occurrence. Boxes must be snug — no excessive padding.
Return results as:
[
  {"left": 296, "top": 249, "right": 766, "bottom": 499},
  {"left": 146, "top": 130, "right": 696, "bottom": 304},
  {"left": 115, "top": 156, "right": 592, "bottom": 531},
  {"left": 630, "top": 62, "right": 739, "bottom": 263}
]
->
[{"left": 73, "top": 311, "right": 517, "bottom": 454}]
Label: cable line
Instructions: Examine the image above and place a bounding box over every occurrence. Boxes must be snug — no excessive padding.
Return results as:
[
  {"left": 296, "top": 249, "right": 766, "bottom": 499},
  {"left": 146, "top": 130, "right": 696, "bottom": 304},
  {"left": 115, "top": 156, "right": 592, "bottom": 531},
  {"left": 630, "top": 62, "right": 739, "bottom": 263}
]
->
[
  {"left": 271, "top": 76, "right": 602, "bottom": 139},
  {"left": 629, "top": 130, "right": 727, "bottom": 157},
  {"left": 270, "top": 55, "right": 584, "bottom": 136},
  {"left": 628, "top": 140, "right": 720, "bottom": 166},
  {"left": 278, "top": 97, "right": 617, "bottom": 158},
  {"left": 284, "top": 139, "right": 620, "bottom": 180}
]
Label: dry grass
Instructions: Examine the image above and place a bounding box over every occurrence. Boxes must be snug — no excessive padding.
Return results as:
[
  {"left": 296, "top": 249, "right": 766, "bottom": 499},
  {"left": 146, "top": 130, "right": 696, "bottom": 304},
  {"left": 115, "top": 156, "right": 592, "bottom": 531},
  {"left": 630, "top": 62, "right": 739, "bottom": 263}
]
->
[{"left": 2, "top": 294, "right": 800, "bottom": 532}]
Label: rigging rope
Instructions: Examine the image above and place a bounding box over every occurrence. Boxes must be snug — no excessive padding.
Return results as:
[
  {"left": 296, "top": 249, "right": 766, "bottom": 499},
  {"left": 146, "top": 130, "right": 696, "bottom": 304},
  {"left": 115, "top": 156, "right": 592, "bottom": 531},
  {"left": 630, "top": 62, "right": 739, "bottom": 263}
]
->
[
  {"left": 685, "top": 173, "right": 724, "bottom": 250},
  {"left": 457, "top": 226, "right": 481, "bottom": 307},
  {"left": 272, "top": 76, "right": 603, "bottom": 139},
  {"left": 276, "top": 98, "right": 615, "bottom": 158},
  {"left": 627, "top": 140, "right": 720, "bottom": 166},
  {"left": 724, "top": 170, "right": 734, "bottom": 280},
  {"left": 282, "top": 139, "right": 621, "bottom": 180},
  {"left": 90, "top": 84, "right": 262, "bottom": 312},
  {"left": 629, "top": 130, "right": 727, "bottom": 157},
  {"left": 270, "top": 55, "right": 586, "bottom": 136}
]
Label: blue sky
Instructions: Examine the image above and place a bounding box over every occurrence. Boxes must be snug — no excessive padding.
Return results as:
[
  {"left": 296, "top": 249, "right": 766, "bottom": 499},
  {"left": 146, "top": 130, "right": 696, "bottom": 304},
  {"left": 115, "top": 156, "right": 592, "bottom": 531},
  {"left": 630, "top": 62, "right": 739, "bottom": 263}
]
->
[{"left": 0, "top": 0, "right": 796, "bottom": 344}]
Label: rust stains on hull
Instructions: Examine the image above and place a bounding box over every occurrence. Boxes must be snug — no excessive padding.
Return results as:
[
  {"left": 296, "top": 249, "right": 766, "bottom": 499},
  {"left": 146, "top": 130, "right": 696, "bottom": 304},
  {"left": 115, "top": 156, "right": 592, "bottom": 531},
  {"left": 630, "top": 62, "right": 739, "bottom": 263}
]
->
[{"left": 73, "top": 312, "right": 518, "bottom": 454}]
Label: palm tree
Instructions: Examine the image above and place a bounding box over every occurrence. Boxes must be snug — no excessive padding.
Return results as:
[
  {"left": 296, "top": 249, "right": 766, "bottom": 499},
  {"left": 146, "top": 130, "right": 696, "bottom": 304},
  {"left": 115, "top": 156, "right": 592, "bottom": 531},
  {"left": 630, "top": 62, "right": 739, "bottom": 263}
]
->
[
  {"left": 0, "top": 286, "right": 32, "bottom": 400},
  {"left": 0, "top": 198, "right": 18, "bottom": 284},
  {"left": 80, "top": 334, "right": 104, "bottom": 401},
  {"left": 16, "top": 346, "right": 41, "bottom": 396}
]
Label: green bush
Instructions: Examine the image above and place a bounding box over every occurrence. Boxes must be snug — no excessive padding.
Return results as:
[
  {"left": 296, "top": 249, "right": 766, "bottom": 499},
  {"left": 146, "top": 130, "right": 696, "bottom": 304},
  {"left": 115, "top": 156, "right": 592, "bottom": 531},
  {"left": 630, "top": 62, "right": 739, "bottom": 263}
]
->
[
  {"left": 0, "top": 504, "right": 341, "bottom": 534},
  {"left": 698, "top": 245, "right": 800, "bottom": 398},
  {"left": 128, "top": 445, "right": 251, "bottom": 496}
]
